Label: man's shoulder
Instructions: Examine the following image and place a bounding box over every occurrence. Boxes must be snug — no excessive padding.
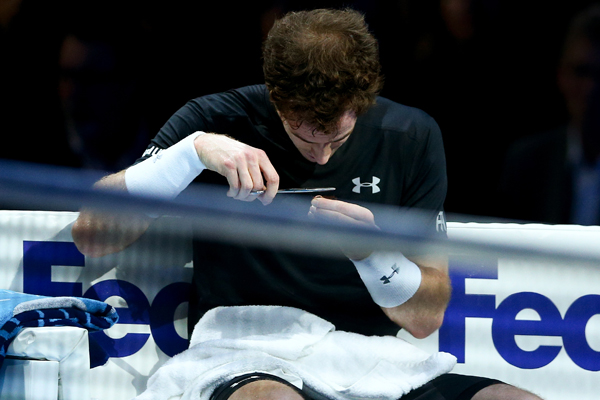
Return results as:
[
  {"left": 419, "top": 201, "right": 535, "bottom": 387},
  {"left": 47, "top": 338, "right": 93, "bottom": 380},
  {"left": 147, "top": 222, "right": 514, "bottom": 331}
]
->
[
  {"left": 186, "top": 85, "right": 271, "bottom": 116},
  {"left": 358, "top": 97, "right": 440, "bottom": 138}
]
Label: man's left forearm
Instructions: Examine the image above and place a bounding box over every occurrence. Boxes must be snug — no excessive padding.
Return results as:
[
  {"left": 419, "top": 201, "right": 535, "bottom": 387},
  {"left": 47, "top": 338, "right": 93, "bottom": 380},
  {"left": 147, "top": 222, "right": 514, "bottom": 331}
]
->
[{"left": 381, "top": 255, "right": 451, "bottom": 339}]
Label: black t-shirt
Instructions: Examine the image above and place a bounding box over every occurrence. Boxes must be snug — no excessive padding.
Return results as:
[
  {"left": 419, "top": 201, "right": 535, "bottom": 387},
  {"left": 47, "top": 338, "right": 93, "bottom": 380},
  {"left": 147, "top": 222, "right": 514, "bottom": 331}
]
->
[{"left": 137, "top": 85, "right": 447, "bottom": 336}]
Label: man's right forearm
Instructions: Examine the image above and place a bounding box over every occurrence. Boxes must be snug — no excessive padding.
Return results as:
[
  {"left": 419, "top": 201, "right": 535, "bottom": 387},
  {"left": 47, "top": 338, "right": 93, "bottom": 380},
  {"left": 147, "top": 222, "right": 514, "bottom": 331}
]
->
[
  {"left": 72, "top": 170, "right": 152, "bottom": 258},
  {"left": 72, "top": 131, "right": 282, "bottom": 257}
]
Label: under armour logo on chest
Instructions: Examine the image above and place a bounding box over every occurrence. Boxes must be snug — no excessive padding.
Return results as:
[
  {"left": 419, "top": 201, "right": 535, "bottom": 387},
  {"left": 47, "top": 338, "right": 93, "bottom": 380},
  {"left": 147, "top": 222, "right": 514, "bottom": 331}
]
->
[{"left": 352, "top": 176, "right": 381, "bottom": 193}]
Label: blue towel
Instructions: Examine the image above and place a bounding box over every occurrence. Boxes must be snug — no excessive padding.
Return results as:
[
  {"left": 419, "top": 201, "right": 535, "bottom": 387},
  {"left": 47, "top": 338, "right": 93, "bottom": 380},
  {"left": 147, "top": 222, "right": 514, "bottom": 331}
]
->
[{"left": 0, "top": 289, "right": 118, "bottom": 369}]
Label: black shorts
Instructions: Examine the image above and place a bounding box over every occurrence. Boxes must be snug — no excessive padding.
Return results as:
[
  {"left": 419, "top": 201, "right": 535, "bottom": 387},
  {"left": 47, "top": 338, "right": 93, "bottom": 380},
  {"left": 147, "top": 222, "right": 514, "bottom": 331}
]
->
[
  {"left": 401, "top": 373, "right": 503, "bottom": 400},
  {"left": 210, "top": 372, "right": 503, "bottom": 400}
]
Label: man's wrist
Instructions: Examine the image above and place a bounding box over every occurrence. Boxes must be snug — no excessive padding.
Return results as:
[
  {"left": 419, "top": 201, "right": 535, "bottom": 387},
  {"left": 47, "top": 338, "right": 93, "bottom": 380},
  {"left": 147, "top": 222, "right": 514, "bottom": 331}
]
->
[
  {"left": 351, "top": 251, "right": 422, "bottom": 308},
  {"left": 125, "top": 131, "right": 206, "bottom": 202}
]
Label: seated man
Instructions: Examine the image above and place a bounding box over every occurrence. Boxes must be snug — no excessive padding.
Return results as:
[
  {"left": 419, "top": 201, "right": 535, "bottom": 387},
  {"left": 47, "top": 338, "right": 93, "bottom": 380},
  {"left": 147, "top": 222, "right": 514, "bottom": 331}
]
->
[
  {"left": 499, "top": 4, "right": 600, "bottom": 225},
  {"left": 73, "top": 8, "right": 543, "bottom": 400}
]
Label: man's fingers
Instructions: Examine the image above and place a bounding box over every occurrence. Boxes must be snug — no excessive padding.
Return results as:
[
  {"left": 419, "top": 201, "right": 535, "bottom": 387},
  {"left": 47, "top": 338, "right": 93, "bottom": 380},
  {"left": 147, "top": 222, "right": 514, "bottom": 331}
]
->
[
  {"left": 196, "top": 134, "right": 279, "bottom": 204},
  {"left": 224, "top": 168, "right": 241, "bottom": 198},
  {"left": 234, "top": 160, "right": 263, "bottom": 200},
  {"left": 311, "top": 197, "right": 375, "bottom": 224},
  {"left": 309, "top": 206, "right": 362, "bottom": 225},
  {"left": 225, "top": 154, "right": 279, "bottom": 204},
  {"left": 258, "top": 157, "right": 279, "bottom": 205}
]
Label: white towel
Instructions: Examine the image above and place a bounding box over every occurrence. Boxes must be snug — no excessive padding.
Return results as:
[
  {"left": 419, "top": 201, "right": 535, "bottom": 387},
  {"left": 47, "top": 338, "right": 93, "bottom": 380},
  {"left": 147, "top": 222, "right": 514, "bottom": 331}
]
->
[{"left": 134, "top": 306, "right": 456, "bottom": 400}]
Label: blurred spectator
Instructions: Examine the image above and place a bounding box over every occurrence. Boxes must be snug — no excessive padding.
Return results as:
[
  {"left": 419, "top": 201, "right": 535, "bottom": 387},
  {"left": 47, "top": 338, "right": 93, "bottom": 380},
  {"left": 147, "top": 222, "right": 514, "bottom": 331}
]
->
[
  {"left": 0, "top": 0, "right": 76, "bottom": 167},
  {"left": 404, "top": 0, "right": 572, "bottom": 219},
  {"left": 403, "top": 0, "right": 512, "bottom": 219},
  {"left": 0, "top": 1, "right": 151, "bottom": 171},
  {"left": 1, "top": 1, "right": 271, "bottom": 171},
  {"left": 499, "top": 3, "right": 600, "bottom": 224},
  {"left": 3, "top": 0, "right": 593, "bottom": 188},
  {"left": 57, "top": 4, "right": 151, "bottom": 171}
]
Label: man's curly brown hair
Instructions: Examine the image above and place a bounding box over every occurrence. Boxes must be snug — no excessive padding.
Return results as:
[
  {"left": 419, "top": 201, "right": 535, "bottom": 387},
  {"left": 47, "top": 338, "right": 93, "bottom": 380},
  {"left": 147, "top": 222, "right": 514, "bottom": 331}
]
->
[{"left": 263, "top": 8, "right": 384, "bottom": 134}]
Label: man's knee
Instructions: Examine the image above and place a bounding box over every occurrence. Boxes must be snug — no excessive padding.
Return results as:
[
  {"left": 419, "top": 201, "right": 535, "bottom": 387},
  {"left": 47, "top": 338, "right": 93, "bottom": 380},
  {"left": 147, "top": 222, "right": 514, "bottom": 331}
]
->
[
  {"left": 227, "top": 379, "right": 304, "bottom": 400},
  {"left": 472, "top": 383, "right": 543, "bottom": 400}
]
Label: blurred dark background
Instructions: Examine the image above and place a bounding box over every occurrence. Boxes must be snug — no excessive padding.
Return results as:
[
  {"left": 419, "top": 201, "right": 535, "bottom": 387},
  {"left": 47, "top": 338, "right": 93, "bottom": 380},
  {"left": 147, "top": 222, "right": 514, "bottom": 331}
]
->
[{"left": 2, "top": 0, "right": 599, "bottom": 222}]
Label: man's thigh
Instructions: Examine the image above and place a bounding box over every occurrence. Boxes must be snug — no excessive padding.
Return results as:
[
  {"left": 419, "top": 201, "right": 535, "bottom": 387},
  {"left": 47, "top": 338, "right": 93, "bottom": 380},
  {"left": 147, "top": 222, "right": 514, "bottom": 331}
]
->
[
  {"left": 401, "top": 373, "right": 503, "bottom": 400},
  {"left": 210, "top": 372, "right": 502, "bottom": 400},
  {"left": 211, "top": 373, "right": 308, "bottom": 400}
]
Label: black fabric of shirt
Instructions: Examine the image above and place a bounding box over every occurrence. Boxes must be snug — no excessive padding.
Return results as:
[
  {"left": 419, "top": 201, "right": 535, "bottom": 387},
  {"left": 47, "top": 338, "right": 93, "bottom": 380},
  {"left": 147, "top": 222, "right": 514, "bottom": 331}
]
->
[{"left": 136, "top": 85, "right": 447, "bottom": 337}]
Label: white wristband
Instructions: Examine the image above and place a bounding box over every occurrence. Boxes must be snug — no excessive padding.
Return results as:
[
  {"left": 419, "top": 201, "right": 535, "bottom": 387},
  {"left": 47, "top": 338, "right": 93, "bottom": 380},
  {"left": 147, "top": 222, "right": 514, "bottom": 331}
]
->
[
  {"left": 125, "top": 131, "right": 206, "bottom": 200},
  {"left": 351, "top": 252, "right": 422, "bottom": 308}
]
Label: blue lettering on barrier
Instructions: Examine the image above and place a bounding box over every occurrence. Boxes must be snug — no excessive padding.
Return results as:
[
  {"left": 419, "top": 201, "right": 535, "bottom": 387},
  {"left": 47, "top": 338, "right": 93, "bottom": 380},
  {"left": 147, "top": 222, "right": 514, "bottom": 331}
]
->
[
  {"left": 85, "top": 280, "right": 151, "bottom": 358},
  {"left": 492, "top": 292, "right": 563, "bottom": 369},
  {"left": 562, "top": 295, "right": 600, "bottom": 371},
  {"left": 22, "top": 241, "right": 190, "bottom": 358},
  {"left": 439, "top": 258, "right": 497, "bottom": 363},
  {"left": 22, "top": 241, "right": 600, "bottom": 371},
  {"left": 150, "top": 282, "right": 191, "bottom": 357},
  {"left": 23, "top": 241, "right": 84, "bottom": 296},
  {"left": 442, "top": 256, "right": 600, "bottom": 371}
]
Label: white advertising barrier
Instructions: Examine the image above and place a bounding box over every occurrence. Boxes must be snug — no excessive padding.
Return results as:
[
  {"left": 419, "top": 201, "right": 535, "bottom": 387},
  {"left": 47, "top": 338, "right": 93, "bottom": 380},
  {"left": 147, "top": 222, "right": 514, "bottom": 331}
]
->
[
  {"left": 1, "top": 211, "right": 599, "bottom": 400},
  {"left": 399, "top": 223, "right": 600, "bottom": 400},
  {"left": 0, "top": 211, "right": 193, "bottom": 400},
  {"left": 2, "top": 326, "right": 91, "bottom": 400}
]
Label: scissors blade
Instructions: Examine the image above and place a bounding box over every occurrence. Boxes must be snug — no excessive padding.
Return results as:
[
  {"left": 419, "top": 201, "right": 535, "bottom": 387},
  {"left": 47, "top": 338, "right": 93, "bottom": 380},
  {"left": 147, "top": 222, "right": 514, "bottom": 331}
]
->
[{"left": 251, "top": 187, "right": 336, "bottom": 195}]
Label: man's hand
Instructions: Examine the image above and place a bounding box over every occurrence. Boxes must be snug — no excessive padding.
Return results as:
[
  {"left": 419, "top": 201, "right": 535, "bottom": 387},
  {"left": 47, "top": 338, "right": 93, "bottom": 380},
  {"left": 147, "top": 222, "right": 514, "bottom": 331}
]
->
[
  {"left": 308, "top": 196, "right": 376, "bottom": 227},
  {"left": 308, "top": 195, "right": 451, "bottom": 338},
  {"left": 194, "top": 133, "right": 280, "bottom": 205},
  {"left": 72, "top": 170, "right": 153, "bottom": 258},
  {"left": 307, "top": 196, "right": 378, "bottom": 260}
]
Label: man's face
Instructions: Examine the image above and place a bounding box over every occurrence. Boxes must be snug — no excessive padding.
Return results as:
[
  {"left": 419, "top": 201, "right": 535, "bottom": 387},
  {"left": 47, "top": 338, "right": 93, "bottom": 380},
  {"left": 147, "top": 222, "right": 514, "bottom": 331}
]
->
[
  {"left": 558, "top": 36, "right": 600, "bottom": 129},
  {"left": 280, "top": 110, "right": 357, "bottom": 165}
]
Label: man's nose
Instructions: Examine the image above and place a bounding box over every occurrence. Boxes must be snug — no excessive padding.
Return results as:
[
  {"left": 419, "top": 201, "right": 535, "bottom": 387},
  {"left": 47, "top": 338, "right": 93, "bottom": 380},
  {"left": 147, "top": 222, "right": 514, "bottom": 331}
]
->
[{"left": 313, "top": 143, "right": 333, "bottom": 165}]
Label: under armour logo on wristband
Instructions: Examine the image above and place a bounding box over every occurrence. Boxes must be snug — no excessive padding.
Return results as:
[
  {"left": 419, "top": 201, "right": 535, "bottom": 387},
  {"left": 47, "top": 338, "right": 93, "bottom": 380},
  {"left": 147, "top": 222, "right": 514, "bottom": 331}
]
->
[
  {"left": 352, "top": 176, "right": 380, "bottom": 193},
  {"left": 380, "top": 263, "right": 400, "bottom": 284}
]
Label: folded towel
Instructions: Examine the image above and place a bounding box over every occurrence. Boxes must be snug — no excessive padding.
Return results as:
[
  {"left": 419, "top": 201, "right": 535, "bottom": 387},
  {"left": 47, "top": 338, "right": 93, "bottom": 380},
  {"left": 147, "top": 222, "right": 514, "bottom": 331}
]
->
[
  {"left": 0, "top": 289, "right": 119, "bottom": 369},
  {"left": 135, "top": 306, "right": 456, "bottom": 400}
]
